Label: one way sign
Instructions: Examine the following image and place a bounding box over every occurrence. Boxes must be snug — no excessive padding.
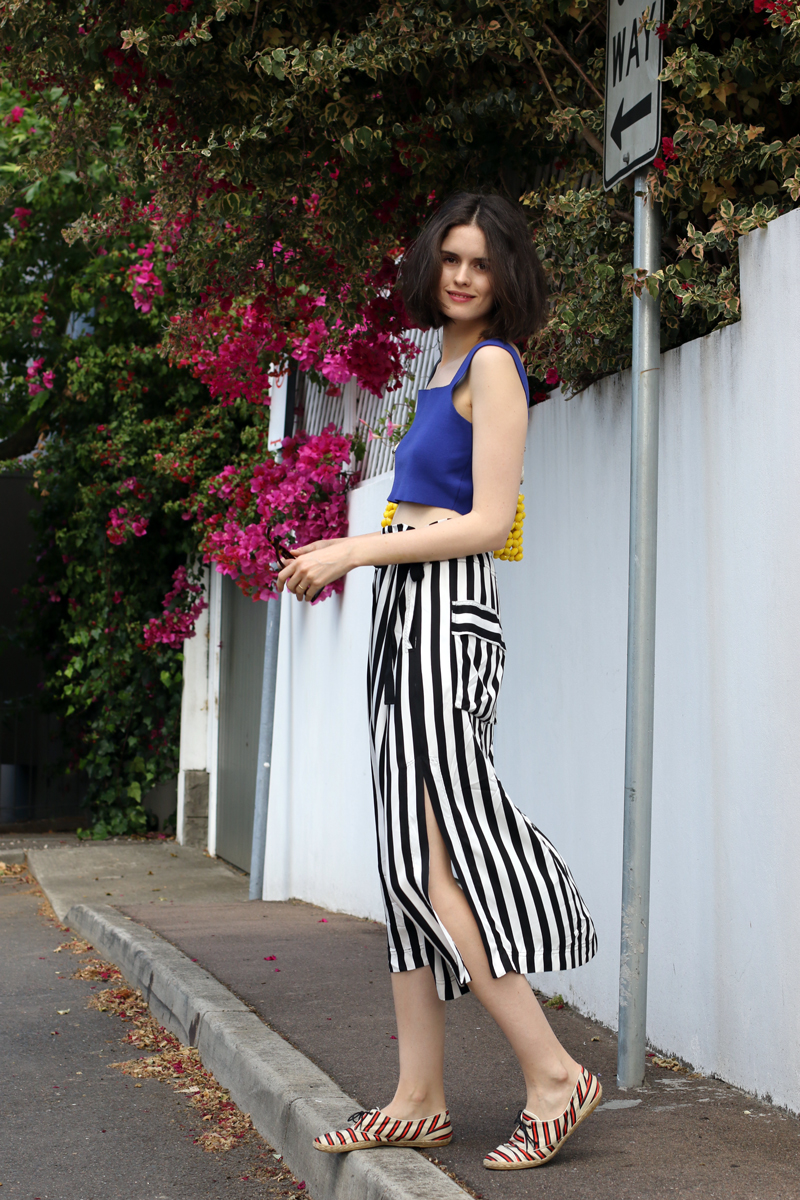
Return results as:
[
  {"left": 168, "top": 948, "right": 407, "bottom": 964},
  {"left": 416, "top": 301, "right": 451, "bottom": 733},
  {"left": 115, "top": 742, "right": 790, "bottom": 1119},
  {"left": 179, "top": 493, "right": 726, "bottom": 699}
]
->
[{"left": 603, "top": 0, "right": 664, "bottom": 190}]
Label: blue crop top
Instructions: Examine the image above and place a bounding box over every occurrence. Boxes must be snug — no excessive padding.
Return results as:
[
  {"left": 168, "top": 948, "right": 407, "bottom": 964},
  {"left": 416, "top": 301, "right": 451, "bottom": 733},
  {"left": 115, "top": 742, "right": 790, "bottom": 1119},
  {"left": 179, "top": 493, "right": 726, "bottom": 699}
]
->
[{"left": 387, "top": 339, "right": 529, "bottom": 516}]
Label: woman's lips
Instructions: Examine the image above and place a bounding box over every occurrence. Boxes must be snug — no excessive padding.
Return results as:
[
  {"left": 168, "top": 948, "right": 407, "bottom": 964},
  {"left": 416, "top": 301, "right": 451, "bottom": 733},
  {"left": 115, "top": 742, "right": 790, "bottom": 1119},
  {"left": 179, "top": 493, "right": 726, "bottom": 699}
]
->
[{"left": 446, "top": 291, "right": 475, "bottom": 302}]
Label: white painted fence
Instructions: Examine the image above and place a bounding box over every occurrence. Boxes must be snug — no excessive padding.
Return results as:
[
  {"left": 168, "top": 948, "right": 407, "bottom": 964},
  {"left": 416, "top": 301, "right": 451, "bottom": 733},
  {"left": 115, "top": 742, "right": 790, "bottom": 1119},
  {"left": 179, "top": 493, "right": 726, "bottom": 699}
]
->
[{"left": 185, "top": 205, "right": 800, "bottom": 1111}]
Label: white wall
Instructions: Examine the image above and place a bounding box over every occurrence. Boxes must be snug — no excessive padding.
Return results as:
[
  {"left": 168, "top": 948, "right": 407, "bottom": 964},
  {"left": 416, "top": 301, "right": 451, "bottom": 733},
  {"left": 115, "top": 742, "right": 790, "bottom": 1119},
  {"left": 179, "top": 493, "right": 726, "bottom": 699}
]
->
[
  {"left": 499, "top": 206, "right": 800, "bottom": 1112},
  {"left": 264, "top": 475, "right": 388, "bottom": 920},
  {"left": 176, "top": 570, "right": 210, "bottom": 843},
  {"left": 261, "top": 206, "right": 800, "bottom": 1110}
]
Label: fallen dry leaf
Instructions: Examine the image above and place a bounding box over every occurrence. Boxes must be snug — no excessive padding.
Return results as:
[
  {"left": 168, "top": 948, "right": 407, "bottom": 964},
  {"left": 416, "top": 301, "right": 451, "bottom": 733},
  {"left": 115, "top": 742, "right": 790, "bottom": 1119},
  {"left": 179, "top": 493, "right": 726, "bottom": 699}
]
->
[
  {"left": 37, "top": 897, "right": 70, "bottom": 930},
  {"left": 652, "top": 1055, "right": 687, "bottom": 1072},
  {"left": 88, "top": 984, "right": 252, "bottom": 1151},
  {"left": 0, "top": 861, "right": 28, "bottom": 876},
  {"left": 55, "top": 938, "right": 93, "bottom": 955},
  {"left": 73, "top": 958, "right": 123, "bottom": 983},
  {"left": 80, "top": 953, "right": 312, "bottom": 1193}
]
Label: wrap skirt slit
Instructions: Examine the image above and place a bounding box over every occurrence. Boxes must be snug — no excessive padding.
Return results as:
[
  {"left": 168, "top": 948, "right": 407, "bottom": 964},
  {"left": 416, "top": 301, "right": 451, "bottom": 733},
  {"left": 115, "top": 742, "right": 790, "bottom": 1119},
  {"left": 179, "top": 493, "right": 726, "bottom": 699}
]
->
[{"left": 368, "top": 526, "right": 597, "bottom": 1002}]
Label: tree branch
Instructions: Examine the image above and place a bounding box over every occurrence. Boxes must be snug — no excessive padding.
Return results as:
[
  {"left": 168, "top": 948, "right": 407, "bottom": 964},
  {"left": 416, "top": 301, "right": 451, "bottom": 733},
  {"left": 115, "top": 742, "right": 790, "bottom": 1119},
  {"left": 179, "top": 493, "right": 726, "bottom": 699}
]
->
[
  {"left": 541, "top": 22, "right": 604, "bottom": 103},
  {"left": 575, "top": 9, "right": 606, "bottom": 45},
  {"left": 495, "top": 1, "right": 603, "bottom": 157}
]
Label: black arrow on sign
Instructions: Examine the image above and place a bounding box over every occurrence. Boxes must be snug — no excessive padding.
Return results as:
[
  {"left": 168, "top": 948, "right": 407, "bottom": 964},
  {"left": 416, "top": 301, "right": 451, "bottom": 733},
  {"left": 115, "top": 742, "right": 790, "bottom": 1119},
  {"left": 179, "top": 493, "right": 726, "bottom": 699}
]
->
[{"left": 610, "top": 94, "right": 653, "bottom": 150}]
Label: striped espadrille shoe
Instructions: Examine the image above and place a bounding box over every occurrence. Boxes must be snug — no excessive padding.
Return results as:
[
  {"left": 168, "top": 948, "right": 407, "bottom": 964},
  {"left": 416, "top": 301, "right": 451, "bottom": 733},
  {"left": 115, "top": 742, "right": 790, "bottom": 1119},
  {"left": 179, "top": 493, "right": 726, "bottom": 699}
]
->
[
  {"left": 314, "top": 1107, "right": 452, "bottom": 1153},
  {"left": 483, "top": 1067, "right": 601, "bottom": 1170}
]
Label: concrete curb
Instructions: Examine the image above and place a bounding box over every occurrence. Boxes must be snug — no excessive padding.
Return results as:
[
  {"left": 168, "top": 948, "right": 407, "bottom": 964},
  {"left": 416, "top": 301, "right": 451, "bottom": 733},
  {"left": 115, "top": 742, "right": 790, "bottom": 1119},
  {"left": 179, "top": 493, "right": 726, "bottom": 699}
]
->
[
  {"left": 65, "top": 904, "right": 469, "bottom": 1200},
  {"left": 0, "top": 849, "right": 27, "bottom": 865}
]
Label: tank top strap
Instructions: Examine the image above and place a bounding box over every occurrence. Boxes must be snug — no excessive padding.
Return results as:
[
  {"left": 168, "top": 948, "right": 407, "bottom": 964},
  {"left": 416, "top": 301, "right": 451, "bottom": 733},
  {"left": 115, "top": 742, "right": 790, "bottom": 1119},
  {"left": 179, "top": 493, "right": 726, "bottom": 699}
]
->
[{"left": 449, "top": 339, "right": 530, "bottom": 405}]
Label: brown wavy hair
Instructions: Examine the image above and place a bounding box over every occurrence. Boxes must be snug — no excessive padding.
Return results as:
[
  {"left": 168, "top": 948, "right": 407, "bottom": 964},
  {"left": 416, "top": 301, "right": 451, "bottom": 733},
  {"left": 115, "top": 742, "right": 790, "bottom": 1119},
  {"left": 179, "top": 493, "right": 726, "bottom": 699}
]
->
[{"left": 399, "top": 192, "right": 548, "bottom": 343}]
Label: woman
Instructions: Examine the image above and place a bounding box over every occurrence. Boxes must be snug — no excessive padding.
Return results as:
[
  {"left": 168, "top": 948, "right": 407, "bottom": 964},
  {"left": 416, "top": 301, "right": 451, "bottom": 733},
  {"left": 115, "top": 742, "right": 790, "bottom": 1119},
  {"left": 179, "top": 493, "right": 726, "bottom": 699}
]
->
[{"left": 277, "top": 192, "right": 599, "bottom": 1170}]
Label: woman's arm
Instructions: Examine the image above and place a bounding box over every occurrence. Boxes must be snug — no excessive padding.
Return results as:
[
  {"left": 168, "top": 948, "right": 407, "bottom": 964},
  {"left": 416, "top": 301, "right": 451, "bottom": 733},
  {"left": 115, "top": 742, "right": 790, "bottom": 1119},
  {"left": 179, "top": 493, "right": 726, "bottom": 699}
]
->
[{"left": 277, "top": 346, "right": 528, "bottom": 598}]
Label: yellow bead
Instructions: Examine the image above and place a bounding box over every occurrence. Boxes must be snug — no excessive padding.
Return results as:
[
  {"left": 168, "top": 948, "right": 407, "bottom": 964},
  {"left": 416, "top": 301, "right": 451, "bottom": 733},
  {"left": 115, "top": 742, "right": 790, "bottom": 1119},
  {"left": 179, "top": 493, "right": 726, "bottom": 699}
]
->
[{"left": 493, "top": 494, "right": 525, "bottom": 562}]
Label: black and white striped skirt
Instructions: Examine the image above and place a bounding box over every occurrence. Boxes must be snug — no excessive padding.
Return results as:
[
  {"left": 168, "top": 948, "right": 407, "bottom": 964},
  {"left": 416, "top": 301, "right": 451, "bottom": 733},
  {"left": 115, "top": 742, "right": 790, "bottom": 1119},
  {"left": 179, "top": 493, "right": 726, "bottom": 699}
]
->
[{"left": 367, "top": 525, "right": 597, "bottom": 1001}]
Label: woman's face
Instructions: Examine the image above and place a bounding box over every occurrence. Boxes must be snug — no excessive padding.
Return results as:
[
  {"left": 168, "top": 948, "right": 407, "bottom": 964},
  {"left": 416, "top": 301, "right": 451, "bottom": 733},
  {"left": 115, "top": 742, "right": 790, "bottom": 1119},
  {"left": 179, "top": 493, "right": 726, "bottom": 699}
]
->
[{"left": 437, "top": 224, "right": 494, "bottom": 327}]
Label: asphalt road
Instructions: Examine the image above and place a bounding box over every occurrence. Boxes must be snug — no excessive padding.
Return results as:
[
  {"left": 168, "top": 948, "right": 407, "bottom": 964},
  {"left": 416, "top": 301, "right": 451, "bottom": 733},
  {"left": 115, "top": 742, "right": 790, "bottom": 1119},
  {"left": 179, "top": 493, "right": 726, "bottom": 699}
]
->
[{"left": 0, "top": 874, "right": 300, "bottom": 1200}]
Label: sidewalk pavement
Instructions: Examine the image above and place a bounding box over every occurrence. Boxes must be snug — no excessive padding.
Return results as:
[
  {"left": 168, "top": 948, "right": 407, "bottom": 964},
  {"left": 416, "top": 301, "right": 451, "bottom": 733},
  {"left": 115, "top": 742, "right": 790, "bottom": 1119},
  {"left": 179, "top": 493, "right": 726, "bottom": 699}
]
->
[
  {"left": 25, "top": 840, "right": 249, "bottom": 919},
  {"left": 25, "top": 841, "right": 800, "bottom": 1200}
]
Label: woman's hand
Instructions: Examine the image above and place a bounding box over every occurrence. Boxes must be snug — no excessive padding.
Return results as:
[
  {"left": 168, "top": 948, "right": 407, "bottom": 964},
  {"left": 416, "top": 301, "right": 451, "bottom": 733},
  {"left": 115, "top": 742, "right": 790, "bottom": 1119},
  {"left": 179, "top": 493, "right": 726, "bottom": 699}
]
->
[{"left": 276, "top": 538, "right": 356, "bottom": 602}]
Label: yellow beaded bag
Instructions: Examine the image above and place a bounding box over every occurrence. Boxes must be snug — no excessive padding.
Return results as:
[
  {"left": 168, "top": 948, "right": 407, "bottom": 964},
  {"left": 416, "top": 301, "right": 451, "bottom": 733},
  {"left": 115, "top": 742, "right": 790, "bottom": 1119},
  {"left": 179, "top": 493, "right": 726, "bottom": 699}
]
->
[{"left": 380, "top": 493, "right": 525, "bottom": 562}]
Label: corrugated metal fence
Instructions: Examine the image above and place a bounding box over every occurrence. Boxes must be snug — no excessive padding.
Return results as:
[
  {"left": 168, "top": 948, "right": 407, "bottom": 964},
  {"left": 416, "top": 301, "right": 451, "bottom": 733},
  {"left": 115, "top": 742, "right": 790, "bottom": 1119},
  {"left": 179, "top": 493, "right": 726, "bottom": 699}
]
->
[{"left": 299, "top": 326, "right": 440, "bottom": 481}]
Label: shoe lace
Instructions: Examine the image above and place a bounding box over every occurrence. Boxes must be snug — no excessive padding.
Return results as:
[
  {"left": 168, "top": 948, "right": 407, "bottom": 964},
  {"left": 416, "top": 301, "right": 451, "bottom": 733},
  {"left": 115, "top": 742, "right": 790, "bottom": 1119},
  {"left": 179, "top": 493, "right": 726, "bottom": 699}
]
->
[
  {"left": 511, "top": 1108, "right": 536, "bottom": 1153},
  {"left": 347, "top": 1110, "right": 371, "bottom": 1128}
]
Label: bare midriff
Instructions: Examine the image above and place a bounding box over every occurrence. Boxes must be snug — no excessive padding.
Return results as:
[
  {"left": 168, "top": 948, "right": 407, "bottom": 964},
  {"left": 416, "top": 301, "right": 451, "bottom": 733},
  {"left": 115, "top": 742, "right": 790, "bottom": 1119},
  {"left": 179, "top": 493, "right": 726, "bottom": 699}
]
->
[{"left": 390, "top": 501, "right": 461, "bottom": 528}]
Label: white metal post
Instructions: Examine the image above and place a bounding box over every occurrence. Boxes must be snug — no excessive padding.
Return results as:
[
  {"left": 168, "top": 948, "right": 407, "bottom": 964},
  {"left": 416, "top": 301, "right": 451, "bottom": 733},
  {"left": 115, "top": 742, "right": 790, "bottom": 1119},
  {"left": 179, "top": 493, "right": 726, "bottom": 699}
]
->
[
  {"left": 617, "top": 171, "right": 661, "bottom": 1088},
  {"left": 249, "top": 597, "right": 282, "bottom": 899},
  {"left": 249, "top": 369, "right": 294, "bottom": 897},
  {"left": 205, "top": 567, "right": 223, "bottom": 858}
]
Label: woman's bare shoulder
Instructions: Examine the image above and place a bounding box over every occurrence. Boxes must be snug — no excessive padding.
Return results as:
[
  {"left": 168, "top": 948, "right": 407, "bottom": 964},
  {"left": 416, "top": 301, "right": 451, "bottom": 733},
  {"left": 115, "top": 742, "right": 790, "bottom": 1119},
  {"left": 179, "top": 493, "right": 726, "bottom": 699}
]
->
[
  {"left": 469, "top": 344, "right": 525, "bottom": 400},
  {"left": 470, "top": 343, "right": 519, "bottom": 370}
]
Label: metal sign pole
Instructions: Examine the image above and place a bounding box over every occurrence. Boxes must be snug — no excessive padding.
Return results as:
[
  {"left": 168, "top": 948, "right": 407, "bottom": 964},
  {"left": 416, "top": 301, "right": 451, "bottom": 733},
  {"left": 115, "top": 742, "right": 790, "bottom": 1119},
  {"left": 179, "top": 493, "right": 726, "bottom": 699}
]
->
[
  {"left": 617, "top": 173, "right": 661, "bottom": 1087},
  {"left": 603, "top": 0, "right": 664, "bottom": 1089}
]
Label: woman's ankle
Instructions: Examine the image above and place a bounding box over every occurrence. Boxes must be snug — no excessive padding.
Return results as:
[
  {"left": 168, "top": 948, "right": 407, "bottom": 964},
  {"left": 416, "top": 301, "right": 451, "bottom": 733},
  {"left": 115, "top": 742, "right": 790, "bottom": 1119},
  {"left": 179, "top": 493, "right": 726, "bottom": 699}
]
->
[
  {"left": 524, "top": 1061, "right": 582, "bottom": 1119},
  {"left": 382, "top": 1086, "right": 447, "bottom": 1119}
]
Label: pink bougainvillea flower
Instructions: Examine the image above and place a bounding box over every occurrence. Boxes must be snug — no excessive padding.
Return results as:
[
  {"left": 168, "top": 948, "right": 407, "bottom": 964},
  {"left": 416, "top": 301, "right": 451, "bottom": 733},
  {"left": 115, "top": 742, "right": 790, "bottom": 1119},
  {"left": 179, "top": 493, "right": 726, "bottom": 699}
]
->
[
  {"left": 545, "top": 367, "right": 560, "bottom": 386},
  {"left": 143, "top": 564, "right": 208, "bottom": 648},
  {"left": 201, "top": 426, "right": 351, "bottom": 604},
  {"left": 3, "top": 105, "right": 24, "bottom": 125}
]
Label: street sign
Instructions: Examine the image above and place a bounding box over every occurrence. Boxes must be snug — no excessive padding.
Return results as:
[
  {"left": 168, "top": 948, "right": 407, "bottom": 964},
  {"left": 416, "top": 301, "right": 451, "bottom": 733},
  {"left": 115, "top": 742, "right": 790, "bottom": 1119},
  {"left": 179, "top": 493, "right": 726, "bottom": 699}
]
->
[{"left": 603, "top": 0, "right": 664, "bottom": 190}]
